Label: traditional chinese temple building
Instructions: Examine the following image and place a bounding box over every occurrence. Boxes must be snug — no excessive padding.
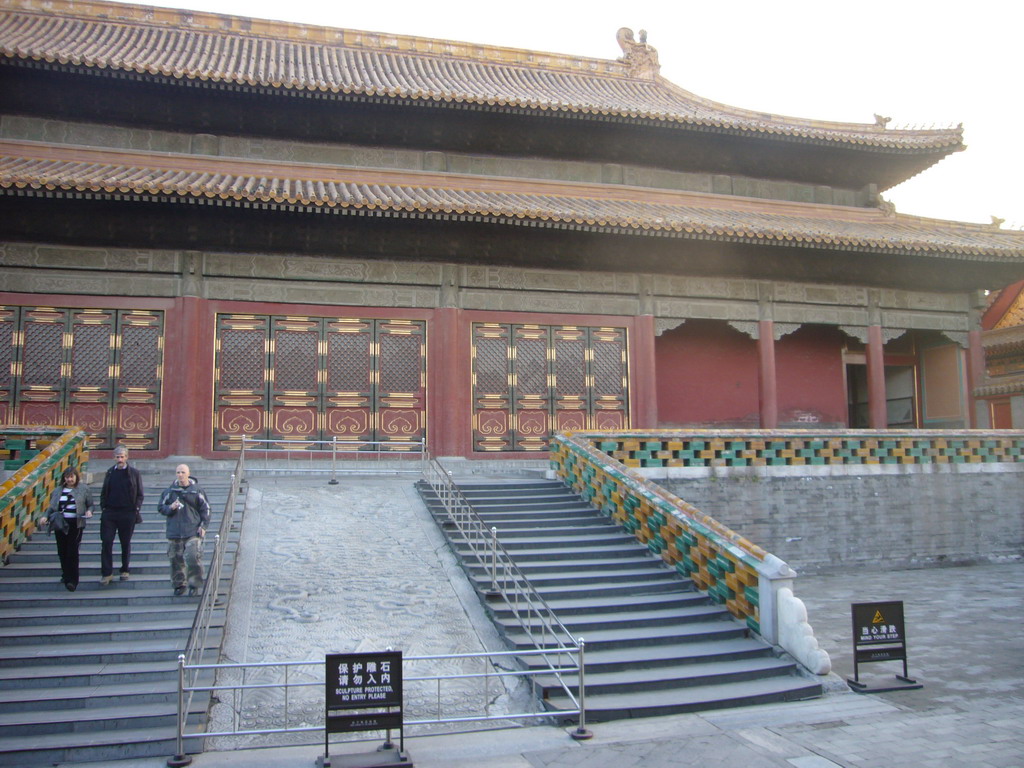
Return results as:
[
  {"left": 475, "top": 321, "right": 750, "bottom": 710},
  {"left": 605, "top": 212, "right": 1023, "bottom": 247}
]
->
[
  {"left": 1, "top": 0, "right": 1022, "bottom": 459},
  {"left": 978, "top": 280, "right": 1024, "bottom": 427}
]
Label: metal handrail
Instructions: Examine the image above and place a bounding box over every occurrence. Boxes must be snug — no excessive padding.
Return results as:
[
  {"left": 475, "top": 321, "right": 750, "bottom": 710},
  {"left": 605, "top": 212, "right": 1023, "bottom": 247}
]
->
[
  {"left": 421, "top": 452, "right": 582, "bottom": 719},
  {"left": 238, "top": 436, "right": 425, "bottom": 476},
  {"left": 171, "top": 449, "right": 245, "bottom": 764}
]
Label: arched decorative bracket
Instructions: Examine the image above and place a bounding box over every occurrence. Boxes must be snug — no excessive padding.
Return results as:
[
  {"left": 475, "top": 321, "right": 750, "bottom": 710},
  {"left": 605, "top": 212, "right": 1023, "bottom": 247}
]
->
[
  {"left": 727, "top": 321, "right": 760, "bottom": 340},
  {"left": 772, "top": 323, "right": 802, "bottom": 341},
  {"left": 655, "top": 318, "right": 686, "bottom": 336},
  {"left": 838, "top": 325, "right": 869, "bottom": 345},
  {"left": 882, "top": 328, "right": 908, "bottom": 344},
  {"left": 939, "top": 330, "right": 969, "bottom": 348}
]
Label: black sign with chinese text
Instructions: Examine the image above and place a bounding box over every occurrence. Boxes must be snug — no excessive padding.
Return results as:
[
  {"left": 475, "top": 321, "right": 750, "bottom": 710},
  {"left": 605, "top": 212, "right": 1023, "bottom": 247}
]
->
[
  {"left": 849, "top": 600, "right": 919, "bottom": 689},
  {"left": 325, "top": 651, "right": 403, "bottom": 734}
]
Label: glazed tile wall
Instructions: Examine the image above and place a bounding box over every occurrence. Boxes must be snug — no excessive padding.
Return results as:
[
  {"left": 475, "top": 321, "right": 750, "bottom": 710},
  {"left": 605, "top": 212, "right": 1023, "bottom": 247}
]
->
[
  {"left": 0, "top": 426, "right": 89, "bottom": 562},
  {"left": 551, "top": 435, "right": 764, "bottom": 632}
]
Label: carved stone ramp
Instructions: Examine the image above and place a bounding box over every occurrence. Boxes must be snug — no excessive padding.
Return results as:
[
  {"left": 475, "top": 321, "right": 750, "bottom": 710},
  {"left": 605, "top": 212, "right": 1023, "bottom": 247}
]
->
[
  {"left": 417, "top": 478, "right": 820, "bottom": 722},
  {"left": 0, "top": 468, "right": 240, "bottom": 765}
]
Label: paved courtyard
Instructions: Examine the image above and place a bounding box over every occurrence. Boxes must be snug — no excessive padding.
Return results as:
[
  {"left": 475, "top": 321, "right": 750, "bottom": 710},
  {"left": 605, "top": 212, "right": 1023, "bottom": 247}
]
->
[{"left": 61, "top": 474, "right": 1024, "bottom": 768}]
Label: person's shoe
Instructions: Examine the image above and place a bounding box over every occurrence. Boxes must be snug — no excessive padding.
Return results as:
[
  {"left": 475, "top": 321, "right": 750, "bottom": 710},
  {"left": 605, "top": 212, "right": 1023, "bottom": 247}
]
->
[
  {"left": 65, "top": 582, "right": 77, "bottom": 592},
  {"left": 120, "top": 571, "right": 130, "bottom": 581},
  {"left": 188, "top": 586, "right": 198, "bottom": 597},
  {"left": 173, "top": 586, "right": 186, "bottom": 596},
  {"left": 99, "top": 575, "right": 113, "bottom": 586}
]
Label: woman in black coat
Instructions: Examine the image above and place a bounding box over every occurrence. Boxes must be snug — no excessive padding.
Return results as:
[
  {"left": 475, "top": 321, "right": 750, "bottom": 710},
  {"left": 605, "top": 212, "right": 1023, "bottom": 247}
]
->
[{"left": 41, "top": 466, "right": 94, "bottom": 591}]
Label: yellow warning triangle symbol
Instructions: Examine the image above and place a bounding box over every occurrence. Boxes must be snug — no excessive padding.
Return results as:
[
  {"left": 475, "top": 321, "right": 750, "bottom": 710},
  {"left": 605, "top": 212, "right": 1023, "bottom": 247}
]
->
[{"left": 872, "top": 610, "right": 886, "bottom": 624}]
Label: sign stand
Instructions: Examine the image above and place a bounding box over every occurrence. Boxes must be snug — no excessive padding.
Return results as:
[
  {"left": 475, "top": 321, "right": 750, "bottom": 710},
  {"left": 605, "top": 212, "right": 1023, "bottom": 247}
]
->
[
  {"left": 847, "top": 601, "right": 923, "bottom": 693},
  {"left": 318, "top": 651, "right": 413, "bottom": 768}
]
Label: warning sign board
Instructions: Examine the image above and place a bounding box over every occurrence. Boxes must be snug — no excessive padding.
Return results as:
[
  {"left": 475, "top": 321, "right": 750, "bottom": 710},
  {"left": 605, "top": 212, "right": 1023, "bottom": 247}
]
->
[{"left": 849, "top": 600, "right": 920, "bottom": 691}]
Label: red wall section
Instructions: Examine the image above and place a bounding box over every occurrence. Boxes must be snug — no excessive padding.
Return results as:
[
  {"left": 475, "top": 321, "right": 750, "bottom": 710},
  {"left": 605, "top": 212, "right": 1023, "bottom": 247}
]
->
[
  {"left": 655, "top": 320, "right": 759, "bottom": 426},
  {"left": 775, "top": 325, "right": 847, "bottom": 427}
]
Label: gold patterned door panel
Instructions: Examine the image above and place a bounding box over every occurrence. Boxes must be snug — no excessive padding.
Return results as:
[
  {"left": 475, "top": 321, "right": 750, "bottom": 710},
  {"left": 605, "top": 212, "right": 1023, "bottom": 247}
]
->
[
  {"left": 375, "top": 320, "right": 426, "bottom": 448},
  {"left": 15, "top": 308, "right": 66, "bottom": 429},
  {"left": 590, "top": 326, "right": 629, "bottom": 430},
  {"left": 269, "top": 316, "right": 322, "bottom": 445},
  {"left": 3, "top": 305, "right": 165, "bottom": 449},
  {"left": 473, "top": 323, "right": 513, "bottom": 452},
  {"left": 0, "top": 307, "right": 19, "bottom": 425},
  {"left": 214, "top": 315, "right": 270, "bottom": 450},
  {"left": 215, "top": 314, "right": 426, "bottom": 450},
  {"left": 472, "top": 322, "right": 629, "bottom": 452},
  {"left": 113, "top": 310, "right": 164, "bottom": 450},
  {"left": 514, "top": 325, "right": 553, "bottom": 452},
  {"left": 67, "top": 309, "right": 116, "bottom": 448},
  {"left": 324, "top": 318, "right": 374, "bottom": 443}
]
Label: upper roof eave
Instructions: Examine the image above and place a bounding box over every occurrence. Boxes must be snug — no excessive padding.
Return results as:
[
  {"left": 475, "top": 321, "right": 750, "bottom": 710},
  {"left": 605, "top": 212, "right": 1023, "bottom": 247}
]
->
[
  {"left": 2, "top": 139, "right": 1020, "bottom": 262},
  {"left": 0, "top": 0, "right": 965, "bottom": 154}
]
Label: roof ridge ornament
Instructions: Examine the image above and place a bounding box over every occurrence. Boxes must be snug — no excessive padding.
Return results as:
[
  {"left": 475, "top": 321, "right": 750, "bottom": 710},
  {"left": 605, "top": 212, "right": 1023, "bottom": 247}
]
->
[
  {"left": 616, "top": 27, "right": 660, "bottom": 79},
  {"left": 873, "top": 114, "right": 892, "bottom": 129}
]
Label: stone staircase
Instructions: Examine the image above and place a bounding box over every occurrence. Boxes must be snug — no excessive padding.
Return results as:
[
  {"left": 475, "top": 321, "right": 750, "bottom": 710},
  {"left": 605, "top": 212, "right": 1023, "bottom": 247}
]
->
[
  {"left": 0, "top": 467, "right": 241, "bottom": 765},
  {"left": 417, "top": 478, "right": 821, "bottom": 721}
]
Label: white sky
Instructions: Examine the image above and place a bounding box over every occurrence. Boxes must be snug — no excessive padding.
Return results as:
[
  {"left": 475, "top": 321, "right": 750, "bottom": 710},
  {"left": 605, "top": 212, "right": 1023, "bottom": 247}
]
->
[{"left": 103, "top": 0, "right": 1023, "bottom": 228}]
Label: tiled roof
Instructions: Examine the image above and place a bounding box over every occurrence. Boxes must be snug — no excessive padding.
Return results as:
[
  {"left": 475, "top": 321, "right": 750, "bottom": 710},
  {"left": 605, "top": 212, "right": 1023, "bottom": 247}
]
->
[
  {"left": 3, "top": 139, "right": 1021, "bottom": 261},
  {"left": 0, "top": 0, "right": 963, "bottom": 153}
]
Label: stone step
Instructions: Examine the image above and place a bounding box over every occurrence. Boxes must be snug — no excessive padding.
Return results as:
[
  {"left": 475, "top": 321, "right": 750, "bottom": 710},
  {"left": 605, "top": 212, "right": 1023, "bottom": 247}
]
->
[
  {"left": 0, "top": 696, "right": 207, "bottom": 736},
  {"left": 0, "top": 658, "right": 180, "bottom": 689},
  {"left": 504, "top": 578, "right": 687, "bottom": 600},
  {"left": 473, "top": 566, "right": 682, "bottom": 589},
  {"left": 0, "top": 602, "right": 219, "bottom": 628},
  {"left": 452, "top": 532, "right": 639, "bottom": 550},
  {"left": 0, "top": 634, "right": 220, "bottom": 668},
  {"left": 543, "top": 675, "right": 823, "bottom": 722},
  {"left": 489, "top": 591, "right": 707, "bottom": 619},
  {"left": 0, "top": 724, "right": 202, "bottom": 765},
  {"left": 0, "top": 585, "right": 229, "bottom": 608},
  {"left": 534, "top": 655, "right": 800, "bottom": 697},
  {"left": 487, "top": 524, "right": 621, "bottom": 539},
  {"left": 451, "top": 543, "right": 651, "bottom": 562},
  {"left": 505, "top": 617, "right": 748, "bottom": 651},
  {"left": 465, "top": 555, "right": 662, "bottom": 574},
  {"left": 494, "top": 603, "right": 728, "bottom": 635},
  {"left": 0, "top": 615, "right": 220, "bottom": 645},
  {"left": 519, "top": 637, "right": 775, "bottom": 672}
]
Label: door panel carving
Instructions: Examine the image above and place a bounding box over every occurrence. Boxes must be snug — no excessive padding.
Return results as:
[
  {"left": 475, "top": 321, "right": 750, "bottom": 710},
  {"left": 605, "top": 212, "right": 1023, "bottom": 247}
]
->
[{"left": 472, "top": 322, "right": 629, "bottom": 451}]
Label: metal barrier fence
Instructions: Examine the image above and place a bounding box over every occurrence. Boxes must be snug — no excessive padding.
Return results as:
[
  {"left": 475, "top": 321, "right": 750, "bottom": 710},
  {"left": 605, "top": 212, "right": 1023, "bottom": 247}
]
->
[
  {"left": 177, "top": 646, "right": 583, "bottom": 745},
  {"left": 239, "top": 436, "right": 426, "bottom": 478}
]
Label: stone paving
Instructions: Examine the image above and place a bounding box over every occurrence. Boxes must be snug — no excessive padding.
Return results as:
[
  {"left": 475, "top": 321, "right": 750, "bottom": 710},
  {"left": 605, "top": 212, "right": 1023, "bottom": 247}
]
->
[
  {"left": 206, "top": 477, "right": 535, "bottom": 748},
  {"left": 59, "top": 475, "right": 1024, "bottom": 768}
]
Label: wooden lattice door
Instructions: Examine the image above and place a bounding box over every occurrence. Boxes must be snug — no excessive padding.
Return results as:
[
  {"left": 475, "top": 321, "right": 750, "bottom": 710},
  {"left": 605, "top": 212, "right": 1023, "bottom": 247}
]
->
[
  {"left": 4, "top": 306, "right": 164, "bottom": 449},
  {"left": 472, "top": 322, "right": 629, "bottom": 452},
  {"left": 215, "top": 314, "right": 425, "bottom": 450}
]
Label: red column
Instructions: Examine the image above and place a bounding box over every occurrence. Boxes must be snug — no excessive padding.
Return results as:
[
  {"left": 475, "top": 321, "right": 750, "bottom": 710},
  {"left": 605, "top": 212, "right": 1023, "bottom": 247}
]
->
[
  {"left": 161, "top": 296, "right": 208, "bottom": 457},
  {"left": 866, "top": 325, "right": 887, "bottom": 429},
  {"left": 758, "top": 320, "right": 778, "bottom": 429},
  {"left": 632, "top": 315, "right": 658, "bottom": 428},
  {"left": 428, "top": 307, "right": 468, "bottom": 457},
  {"left": 965, "top": 327, "right": 985, "bottom": 429}
]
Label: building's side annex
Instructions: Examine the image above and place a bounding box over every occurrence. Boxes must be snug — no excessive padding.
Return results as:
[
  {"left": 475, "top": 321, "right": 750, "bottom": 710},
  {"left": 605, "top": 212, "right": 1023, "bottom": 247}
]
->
[{"left": 1, "top": 0, "right": 1022, "bottom": 458}]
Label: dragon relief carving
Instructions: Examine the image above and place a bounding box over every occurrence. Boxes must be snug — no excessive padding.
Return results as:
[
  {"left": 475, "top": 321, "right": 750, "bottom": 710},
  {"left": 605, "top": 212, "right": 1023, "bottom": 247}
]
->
[{"left": 616, "top": 28, "right": 660, "bottom": 79}]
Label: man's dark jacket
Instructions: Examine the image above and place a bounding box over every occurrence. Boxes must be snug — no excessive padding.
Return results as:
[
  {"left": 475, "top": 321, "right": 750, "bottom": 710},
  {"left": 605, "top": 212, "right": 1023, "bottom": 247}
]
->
[{"left": 99, "top": 463, "right": 144, "bottom": 513}]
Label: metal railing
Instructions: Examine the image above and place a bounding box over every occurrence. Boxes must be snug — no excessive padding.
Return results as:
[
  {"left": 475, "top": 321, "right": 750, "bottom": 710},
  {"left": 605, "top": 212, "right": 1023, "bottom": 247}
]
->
[
  {"left": 239, "top": 436, "right": 426, "bottom": 478},
  {"left": 178, "top": 645, "right": 584, "bottom": 745},
  {"left": 170, "top": 447, "right": 246, "bottom": 765},
  {"left": 421, "top": 452, "right": 588, "bottom": 736}
]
